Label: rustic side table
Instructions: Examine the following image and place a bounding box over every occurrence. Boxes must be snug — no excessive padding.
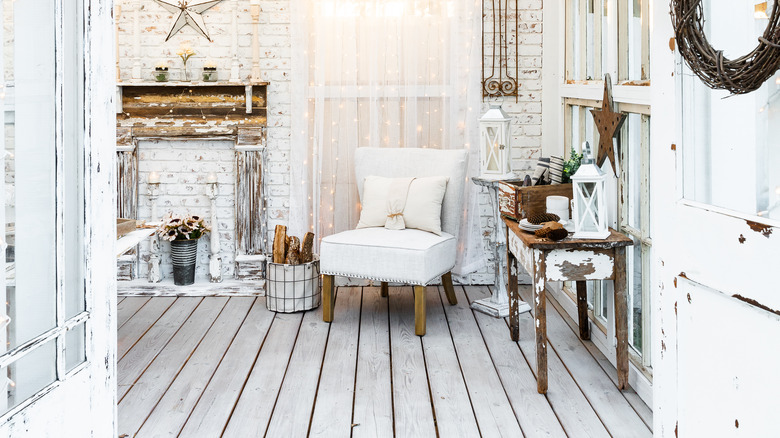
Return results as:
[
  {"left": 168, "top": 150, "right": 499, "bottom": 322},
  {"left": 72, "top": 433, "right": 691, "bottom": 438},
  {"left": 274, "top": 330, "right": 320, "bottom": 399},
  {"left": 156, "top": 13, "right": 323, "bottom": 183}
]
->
[
  {"left": 471, "top": 176, "right": 530, "bottom": 318},
  {"left": 504, "top": 217, "right": 633, "bottom": 393}
]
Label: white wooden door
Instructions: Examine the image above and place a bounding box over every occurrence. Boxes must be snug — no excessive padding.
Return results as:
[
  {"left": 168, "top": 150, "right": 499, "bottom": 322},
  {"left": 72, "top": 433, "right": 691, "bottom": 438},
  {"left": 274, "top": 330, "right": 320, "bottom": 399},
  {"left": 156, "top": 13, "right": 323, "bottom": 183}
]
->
[
  {"left": 652, "top": 1, "right": 780, "bottom": 436},
  {"left": 0, "top": 0, "right": 115, "bottom": 435}
]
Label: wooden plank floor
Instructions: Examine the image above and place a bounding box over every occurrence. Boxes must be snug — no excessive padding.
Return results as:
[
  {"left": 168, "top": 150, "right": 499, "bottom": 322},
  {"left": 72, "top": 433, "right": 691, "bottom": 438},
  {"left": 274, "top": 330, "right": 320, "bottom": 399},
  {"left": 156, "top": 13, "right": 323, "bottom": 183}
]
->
[{"left": 118, "top": 286, "right": 652, "bottom": 438}]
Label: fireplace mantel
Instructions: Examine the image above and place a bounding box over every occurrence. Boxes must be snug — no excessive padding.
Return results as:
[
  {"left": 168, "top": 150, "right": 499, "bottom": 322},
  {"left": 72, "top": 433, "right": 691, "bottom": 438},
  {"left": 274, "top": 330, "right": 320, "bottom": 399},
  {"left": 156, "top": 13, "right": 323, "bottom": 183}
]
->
[
  {"left": 115, "top": 82, "right": 269, "bottom": 291},
  {"left": 116, "top": 81, "right": 268, "bottom": 145}
]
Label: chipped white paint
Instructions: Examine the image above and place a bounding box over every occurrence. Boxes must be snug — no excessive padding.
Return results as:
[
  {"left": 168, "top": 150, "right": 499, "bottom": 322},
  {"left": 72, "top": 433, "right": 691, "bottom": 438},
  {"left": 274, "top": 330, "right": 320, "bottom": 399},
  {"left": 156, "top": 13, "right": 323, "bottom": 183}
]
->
[
  {"left": 0, "top": 0, "right": 116, "bottom": 435},
  {"left": 545, "top": 249, "right": 614, "bottom": 282},
  {"left": 208, "top": 181, "right": 223, "bottom": 282}
]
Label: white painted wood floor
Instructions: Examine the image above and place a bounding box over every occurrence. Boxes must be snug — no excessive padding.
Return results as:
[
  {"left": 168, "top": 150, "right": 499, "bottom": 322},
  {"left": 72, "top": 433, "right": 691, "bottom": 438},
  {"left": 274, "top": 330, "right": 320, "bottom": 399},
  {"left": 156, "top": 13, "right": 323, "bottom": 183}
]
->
[{"left": 117, "top": 285, "right": 652, "bottom": 438}]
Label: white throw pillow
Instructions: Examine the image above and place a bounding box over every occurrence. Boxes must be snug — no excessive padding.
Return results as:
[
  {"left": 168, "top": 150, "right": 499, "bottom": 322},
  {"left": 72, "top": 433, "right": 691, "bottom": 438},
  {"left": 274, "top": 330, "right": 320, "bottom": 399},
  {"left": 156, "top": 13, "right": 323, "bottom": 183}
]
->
[{"left": 356, "top": 175, "right": 449, "bottom": 235}]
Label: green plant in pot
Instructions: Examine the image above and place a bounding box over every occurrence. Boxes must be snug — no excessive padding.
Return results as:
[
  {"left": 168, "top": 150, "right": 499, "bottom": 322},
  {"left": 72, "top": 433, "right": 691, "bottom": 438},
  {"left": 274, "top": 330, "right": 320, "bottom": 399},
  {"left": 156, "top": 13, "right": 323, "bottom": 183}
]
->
[
  {"left": 561, "top": 146, "right": 583, "bottom": 184},
  {"left": 158, "top": 213, "right": 210, "bottom": 286}
]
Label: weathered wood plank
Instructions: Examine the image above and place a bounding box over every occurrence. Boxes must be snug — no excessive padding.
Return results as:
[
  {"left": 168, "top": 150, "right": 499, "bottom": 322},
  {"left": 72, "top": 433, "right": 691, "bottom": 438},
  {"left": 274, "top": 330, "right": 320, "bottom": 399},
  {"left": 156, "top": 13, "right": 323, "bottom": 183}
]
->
[
  {"left": 576, "top": 281, "right": 590, "bottom": 340},
  {"left": 518, "top": 285, "right": 651, "bottom": 437},
  {"left": 614, "top": 246, "right": 629, "bottom": 390},
  {"left": 352, "top": 287, "right": 393, "bottom": 438},
  {"left": 265, "top": 297, "right": 331, "bottom": 438},
  {"left": 118, "top": 297, "right": 228, "bottom": 436},
  {"left": 236, "top": 150, "right": 266, "bottom": 256},
  {"left": 534, "top": 250, "right": 548, "bottom": 394},
  {"left": 222, "top": 312, "right": 304, "bottom": 437},
  {"left": 117, "top": 296, "right": 150, "bottom": 329},
  {"left": 422, "top": 286, "right": 480, "bottom": 438},
  {"left": 511, "top": 285, "right": 611, "bottom": 437},
  {"left": 465, "top": 286, "right": 566, "bottom": 438},
  {"left": 546, "top": 291, "right": 654, "bottom": 430},
  {"left": 135, "top": 297, "right": 255, "bottom": 437},
  {"left": 117, "top": 297, "right": 176, "bottom": 360},
  {"left": 389, "top": 287, "right": 437, "bottom": 438},
  {"left": 309, "top": 287, "right": 363, "bottom": 438},
  {"left": 440, "top": 286, "right": 524, "bottom": 437},
  {"left": 117, "top": 298, "right": 202, "bottom": 400},
  {"left": 178, "top": 297, "right": 275, "bottom": 437}
]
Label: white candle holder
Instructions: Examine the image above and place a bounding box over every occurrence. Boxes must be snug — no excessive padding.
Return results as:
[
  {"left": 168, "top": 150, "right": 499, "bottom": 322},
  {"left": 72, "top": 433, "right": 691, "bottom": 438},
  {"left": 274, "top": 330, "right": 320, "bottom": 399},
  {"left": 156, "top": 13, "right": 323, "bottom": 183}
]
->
[
  {"left": 208, "top": 181, "right": 222, "bottom": 283},
  {"left": 147, "top": 181, "right": 162, "bottom": 283}
]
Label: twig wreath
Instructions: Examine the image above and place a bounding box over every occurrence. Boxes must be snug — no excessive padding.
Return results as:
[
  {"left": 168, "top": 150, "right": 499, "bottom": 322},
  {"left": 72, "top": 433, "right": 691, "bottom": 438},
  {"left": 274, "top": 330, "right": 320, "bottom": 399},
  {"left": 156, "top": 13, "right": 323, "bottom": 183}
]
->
[{"left": 671, "top": 0, "right": 780, "bottom": 95}]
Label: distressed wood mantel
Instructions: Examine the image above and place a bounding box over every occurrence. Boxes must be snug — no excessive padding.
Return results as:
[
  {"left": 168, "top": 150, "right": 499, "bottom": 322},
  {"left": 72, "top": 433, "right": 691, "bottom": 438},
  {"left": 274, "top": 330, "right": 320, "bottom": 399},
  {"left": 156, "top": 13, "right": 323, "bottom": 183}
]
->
[{"left": 116, "top": 82, "right": 269, "bottom": 286}]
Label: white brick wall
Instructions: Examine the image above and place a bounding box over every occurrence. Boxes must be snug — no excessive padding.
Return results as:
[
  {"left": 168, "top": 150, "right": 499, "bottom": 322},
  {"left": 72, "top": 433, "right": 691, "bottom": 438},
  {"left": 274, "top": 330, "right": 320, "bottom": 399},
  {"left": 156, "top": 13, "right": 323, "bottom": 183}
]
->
[
  {"left": 136, "top": 140, "right": 237, "bottom": 280},
  {"left": 116, "top": 0, "right": 542, "bottom": 285}
]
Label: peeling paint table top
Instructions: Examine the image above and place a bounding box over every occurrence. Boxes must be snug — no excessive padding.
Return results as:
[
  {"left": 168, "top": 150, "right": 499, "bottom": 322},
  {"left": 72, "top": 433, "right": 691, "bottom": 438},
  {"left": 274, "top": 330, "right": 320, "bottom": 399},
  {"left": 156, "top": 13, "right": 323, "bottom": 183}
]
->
[
  {"left": 504, "top": 217, "right": 632, "bottom": 394},
  {"left": 504, "top": 218, "right": 633, "bottom": 250}
]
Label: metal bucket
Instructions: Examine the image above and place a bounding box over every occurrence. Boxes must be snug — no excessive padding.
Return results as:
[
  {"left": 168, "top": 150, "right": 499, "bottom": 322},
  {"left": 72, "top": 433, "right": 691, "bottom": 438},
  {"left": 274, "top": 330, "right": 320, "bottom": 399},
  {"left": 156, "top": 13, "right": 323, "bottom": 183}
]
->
[{"left": 171, "top": 239, "right": 198, "bottom": 286}]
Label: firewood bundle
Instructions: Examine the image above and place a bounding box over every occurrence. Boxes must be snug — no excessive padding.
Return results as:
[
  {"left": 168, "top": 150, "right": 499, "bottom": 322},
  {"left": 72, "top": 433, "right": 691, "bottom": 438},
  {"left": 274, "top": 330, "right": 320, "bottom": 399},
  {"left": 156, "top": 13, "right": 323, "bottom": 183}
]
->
[{"left": 272, "top": 225, "right": 315, "bottom": 265}]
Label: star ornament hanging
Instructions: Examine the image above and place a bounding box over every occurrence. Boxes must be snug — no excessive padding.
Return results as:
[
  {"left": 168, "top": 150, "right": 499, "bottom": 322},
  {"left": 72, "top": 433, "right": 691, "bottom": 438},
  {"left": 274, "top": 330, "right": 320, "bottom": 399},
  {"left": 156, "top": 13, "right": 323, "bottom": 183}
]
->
[
  {"left": 155, "top": 0, "right": 223, "bottom": 42},
  {"left": 590, "top": 74, "right": 627, "bottom": 177}
]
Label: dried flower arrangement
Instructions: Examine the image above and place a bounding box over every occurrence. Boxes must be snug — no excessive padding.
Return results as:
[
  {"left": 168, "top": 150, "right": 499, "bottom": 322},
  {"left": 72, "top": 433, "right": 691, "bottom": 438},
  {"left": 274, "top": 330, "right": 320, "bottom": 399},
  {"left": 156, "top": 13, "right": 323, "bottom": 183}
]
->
[{"left": 158, "top": 213, "right": 210, "bottom": 242}]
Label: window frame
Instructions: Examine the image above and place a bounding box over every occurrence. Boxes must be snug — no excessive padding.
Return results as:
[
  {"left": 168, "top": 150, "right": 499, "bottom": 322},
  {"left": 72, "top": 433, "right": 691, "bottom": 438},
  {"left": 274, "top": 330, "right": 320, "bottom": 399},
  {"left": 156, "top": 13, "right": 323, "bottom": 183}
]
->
[
  {"left": 547, "top": 0, "right": 653, "bottom": 384},
  {"left": 0, "top": 0, "right": 89, "bottom": 422}
]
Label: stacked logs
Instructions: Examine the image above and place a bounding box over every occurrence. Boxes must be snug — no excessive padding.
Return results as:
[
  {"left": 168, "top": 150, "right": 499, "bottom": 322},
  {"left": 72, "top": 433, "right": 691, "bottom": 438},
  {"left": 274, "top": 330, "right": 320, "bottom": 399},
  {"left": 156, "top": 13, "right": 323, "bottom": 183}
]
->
[{"left": 272, "top": 225, "right": 315, "bottom": 265}]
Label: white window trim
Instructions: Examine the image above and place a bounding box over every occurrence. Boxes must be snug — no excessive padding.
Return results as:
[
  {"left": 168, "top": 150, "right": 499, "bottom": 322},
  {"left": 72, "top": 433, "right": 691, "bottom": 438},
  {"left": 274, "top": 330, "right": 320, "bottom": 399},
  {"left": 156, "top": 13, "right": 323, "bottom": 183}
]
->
[
  {"left": 0, "top": 0, "right": 90, "bottom": 424},
  {"left": 543, "top": 0, "right": 653, "bottom": 405}
]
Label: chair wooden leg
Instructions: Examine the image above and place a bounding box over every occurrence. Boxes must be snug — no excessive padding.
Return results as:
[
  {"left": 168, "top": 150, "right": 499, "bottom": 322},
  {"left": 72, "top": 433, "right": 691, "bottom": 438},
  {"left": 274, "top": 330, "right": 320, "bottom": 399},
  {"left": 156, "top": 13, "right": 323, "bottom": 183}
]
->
[
  {"left": 441, "top": 271, "right": 457, "bottom": 305},
  {"left": 414, "top": 285, "right": 426, "bottom": 336},
  {"left": 323, "top": 274, "right": 335, "bottom": 323},
  {"left": 381, "top": 282, "right": 389, "bottom": 297}
]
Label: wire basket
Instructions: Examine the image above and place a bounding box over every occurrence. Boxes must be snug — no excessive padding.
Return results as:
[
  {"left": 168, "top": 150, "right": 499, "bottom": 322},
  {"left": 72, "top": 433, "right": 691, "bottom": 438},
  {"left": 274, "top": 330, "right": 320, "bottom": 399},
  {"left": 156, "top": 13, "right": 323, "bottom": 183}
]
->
[{"left": 266, "top": 256, "right": 321, "bottom": 313}]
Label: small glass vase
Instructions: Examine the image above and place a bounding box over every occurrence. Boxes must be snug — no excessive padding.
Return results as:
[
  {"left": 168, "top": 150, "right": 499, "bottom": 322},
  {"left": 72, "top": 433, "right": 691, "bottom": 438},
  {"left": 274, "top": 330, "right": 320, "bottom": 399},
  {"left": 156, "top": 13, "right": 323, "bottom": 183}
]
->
[
  {"left": 181, "top": 61, "right": 191, "bottom": 82},
  {"left": 153, "top": 69, "right": 169, "bottom": 82},
  {"left": 202, "top": 68, "right": 218, "bottom": 82}
]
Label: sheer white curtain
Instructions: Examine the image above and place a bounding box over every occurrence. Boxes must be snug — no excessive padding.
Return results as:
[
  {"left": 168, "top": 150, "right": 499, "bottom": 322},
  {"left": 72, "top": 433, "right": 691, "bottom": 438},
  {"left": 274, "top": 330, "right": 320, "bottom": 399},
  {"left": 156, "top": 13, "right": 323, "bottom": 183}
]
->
[{"left": 290, "top": 0, "right": 484, "bottom": 276}]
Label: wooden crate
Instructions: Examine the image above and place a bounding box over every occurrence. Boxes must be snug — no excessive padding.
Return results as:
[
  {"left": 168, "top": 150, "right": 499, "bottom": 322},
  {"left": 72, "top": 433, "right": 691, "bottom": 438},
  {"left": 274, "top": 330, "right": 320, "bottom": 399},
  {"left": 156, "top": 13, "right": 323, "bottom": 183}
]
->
[{"left": 498, "top": 182, "right": 573, "bottom": 220}]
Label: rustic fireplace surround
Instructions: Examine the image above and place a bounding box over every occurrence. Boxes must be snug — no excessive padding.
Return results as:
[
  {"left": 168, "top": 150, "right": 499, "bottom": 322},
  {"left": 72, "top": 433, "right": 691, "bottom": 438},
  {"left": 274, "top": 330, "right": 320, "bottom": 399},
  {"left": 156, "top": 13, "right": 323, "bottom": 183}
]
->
[{"left": 116, "top": 82, "right": 269, "bottom": 295}]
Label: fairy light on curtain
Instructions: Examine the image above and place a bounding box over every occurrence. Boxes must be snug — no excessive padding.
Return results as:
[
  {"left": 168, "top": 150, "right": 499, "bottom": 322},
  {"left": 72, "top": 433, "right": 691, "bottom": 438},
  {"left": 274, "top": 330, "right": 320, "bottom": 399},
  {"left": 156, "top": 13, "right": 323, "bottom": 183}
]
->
[{"left": 290, "top": 0, "right": 485, "bottom": 275}]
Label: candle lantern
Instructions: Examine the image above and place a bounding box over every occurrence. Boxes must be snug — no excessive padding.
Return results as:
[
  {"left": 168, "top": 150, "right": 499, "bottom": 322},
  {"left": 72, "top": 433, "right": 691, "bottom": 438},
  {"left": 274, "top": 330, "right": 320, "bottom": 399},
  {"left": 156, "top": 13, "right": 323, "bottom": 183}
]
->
[
  {"left": 478, "top": 104, "right": 513, "bottom": 179},
  {"left": 571, "top": 142, "right": 610, "bottom": 239}
]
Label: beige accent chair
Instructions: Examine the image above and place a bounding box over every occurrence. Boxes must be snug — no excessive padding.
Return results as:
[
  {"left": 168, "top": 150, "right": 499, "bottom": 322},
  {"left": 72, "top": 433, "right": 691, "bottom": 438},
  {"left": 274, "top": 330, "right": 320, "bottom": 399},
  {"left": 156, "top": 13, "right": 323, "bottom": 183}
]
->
[{"left": 319, "top": 147, "right": 468, "bottom": 336}]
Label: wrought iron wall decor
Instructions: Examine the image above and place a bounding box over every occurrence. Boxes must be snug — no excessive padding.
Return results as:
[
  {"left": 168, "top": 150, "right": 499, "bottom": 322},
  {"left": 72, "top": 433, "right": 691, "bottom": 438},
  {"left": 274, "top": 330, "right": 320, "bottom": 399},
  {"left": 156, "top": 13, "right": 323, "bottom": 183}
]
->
[
  {"left": 671, "top": 0, "right": 780, "bottom": 95},
  {"left": 482, "top": 0, "right": 520, "bottom": 99}
]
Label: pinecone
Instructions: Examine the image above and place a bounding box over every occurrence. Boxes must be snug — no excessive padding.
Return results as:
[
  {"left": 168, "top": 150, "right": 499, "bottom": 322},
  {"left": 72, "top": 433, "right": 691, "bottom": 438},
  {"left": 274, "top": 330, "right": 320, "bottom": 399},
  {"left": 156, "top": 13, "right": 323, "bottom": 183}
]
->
[
  {"left": 527, "top": 212, "right": 560, "bottom": 225},
  {"left": 535, "top": 222, "right": 568, "bottom": 241}
]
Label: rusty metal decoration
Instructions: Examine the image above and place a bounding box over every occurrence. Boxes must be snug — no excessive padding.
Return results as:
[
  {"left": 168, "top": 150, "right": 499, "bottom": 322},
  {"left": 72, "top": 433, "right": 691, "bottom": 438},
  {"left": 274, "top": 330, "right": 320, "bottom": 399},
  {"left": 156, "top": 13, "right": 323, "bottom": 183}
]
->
[
  {"left": 155, "top": 0, "right": 223, "bottom": 42},
  {"left": 590, "top": 74, "right": 626, "bottom": 177},
  {"left": 482, "top": 0, "right": 520, "bottom": 99}
]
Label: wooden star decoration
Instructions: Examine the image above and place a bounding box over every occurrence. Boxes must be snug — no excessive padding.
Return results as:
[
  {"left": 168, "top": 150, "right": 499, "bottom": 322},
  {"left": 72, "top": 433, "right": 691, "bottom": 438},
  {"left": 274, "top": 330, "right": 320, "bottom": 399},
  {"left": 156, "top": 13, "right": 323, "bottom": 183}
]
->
[
  {"left": 155, "top": 0, "right": 223, "bottom": 42},
  {"left": 589, "top": 73, "right": 626, "bottom": 176}
]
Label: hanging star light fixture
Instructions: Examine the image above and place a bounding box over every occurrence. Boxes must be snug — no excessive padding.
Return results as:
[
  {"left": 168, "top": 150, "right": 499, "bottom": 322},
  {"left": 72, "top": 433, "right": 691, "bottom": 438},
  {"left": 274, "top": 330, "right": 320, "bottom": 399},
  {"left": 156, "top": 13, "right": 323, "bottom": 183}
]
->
[
  {"left": 155, "top": 0, "right": 223, "bottom": 42},
  {"left": 590, "top": 73, "right": 627, "bottom": 177}
]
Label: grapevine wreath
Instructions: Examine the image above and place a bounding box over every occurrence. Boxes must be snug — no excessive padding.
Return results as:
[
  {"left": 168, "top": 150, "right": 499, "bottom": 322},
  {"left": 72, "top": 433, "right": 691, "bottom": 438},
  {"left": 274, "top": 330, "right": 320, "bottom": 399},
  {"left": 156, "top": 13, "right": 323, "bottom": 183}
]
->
[{"left": 671, "top": 0, "right": 780, "bottom": 94}]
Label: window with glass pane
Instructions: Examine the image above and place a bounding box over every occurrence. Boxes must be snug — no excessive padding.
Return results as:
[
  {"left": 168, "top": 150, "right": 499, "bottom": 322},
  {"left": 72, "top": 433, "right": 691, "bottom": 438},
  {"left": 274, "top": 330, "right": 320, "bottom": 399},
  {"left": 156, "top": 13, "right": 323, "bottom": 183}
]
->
[
  {"left": 0, "top": 0, "right": 86, "bottom": 417},
  {"left": 618, "top": 113, "right": 651, "bottom": 361},
  {"left": 567, "top": 0, "right": 649, "bottom": 82},
  {"left": 681, "top": 1, "right": 780, "bottom": 218},
  {"left": 564, "top": 102, "right": 651, "bottom": 364}
]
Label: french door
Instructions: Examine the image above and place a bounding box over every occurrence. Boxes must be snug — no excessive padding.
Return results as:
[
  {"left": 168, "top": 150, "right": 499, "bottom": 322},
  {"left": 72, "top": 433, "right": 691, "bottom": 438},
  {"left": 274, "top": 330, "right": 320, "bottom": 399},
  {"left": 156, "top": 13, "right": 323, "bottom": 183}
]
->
[
  {"left": 0, "top": 0, "right": 114, "bottom": 435},
  {"left": 652, "top": 1, "right": 780, "bottom": 435}
]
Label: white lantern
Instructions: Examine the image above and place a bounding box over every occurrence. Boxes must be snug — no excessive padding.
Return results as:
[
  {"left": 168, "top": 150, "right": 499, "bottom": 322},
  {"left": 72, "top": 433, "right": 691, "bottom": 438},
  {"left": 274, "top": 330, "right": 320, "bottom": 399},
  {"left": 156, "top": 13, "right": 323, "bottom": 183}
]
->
[
  {"left": 479, "top": 104, "right": 513, "bottom": 179},
  {"left": 571, "top": 142, "right": 610, "bottom": 239}
]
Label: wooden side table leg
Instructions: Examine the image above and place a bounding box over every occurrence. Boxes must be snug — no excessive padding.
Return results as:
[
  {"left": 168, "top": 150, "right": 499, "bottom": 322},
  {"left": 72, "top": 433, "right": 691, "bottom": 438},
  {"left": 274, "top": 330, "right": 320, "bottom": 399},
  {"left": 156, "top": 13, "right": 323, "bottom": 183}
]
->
[
  {"left": 533, "top": 250, "right": 548, "bottom": 394},
  {"left": 614, "top": 247, "right": 629, "bottom": 390},
  {"left": 507, "top": 230, "right": 519, "bottom": 341},
  {"left": 576, "top": 281, "right": 590, "bottom": 340}
]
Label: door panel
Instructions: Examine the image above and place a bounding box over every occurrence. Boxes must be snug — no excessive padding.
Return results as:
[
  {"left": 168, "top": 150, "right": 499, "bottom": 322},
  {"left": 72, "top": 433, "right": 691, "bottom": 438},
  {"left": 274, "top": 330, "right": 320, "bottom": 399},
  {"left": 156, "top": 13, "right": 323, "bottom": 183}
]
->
[{"left": 678, "top": 279, "right": 780, "bottom": 435}]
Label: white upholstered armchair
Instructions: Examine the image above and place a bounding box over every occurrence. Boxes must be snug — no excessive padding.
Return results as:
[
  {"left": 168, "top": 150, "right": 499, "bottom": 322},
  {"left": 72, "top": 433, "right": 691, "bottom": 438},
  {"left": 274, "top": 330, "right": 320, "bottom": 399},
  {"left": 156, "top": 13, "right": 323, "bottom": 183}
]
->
[{"left": 320, "top": 147, "right": 468, "bottom": 336}]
